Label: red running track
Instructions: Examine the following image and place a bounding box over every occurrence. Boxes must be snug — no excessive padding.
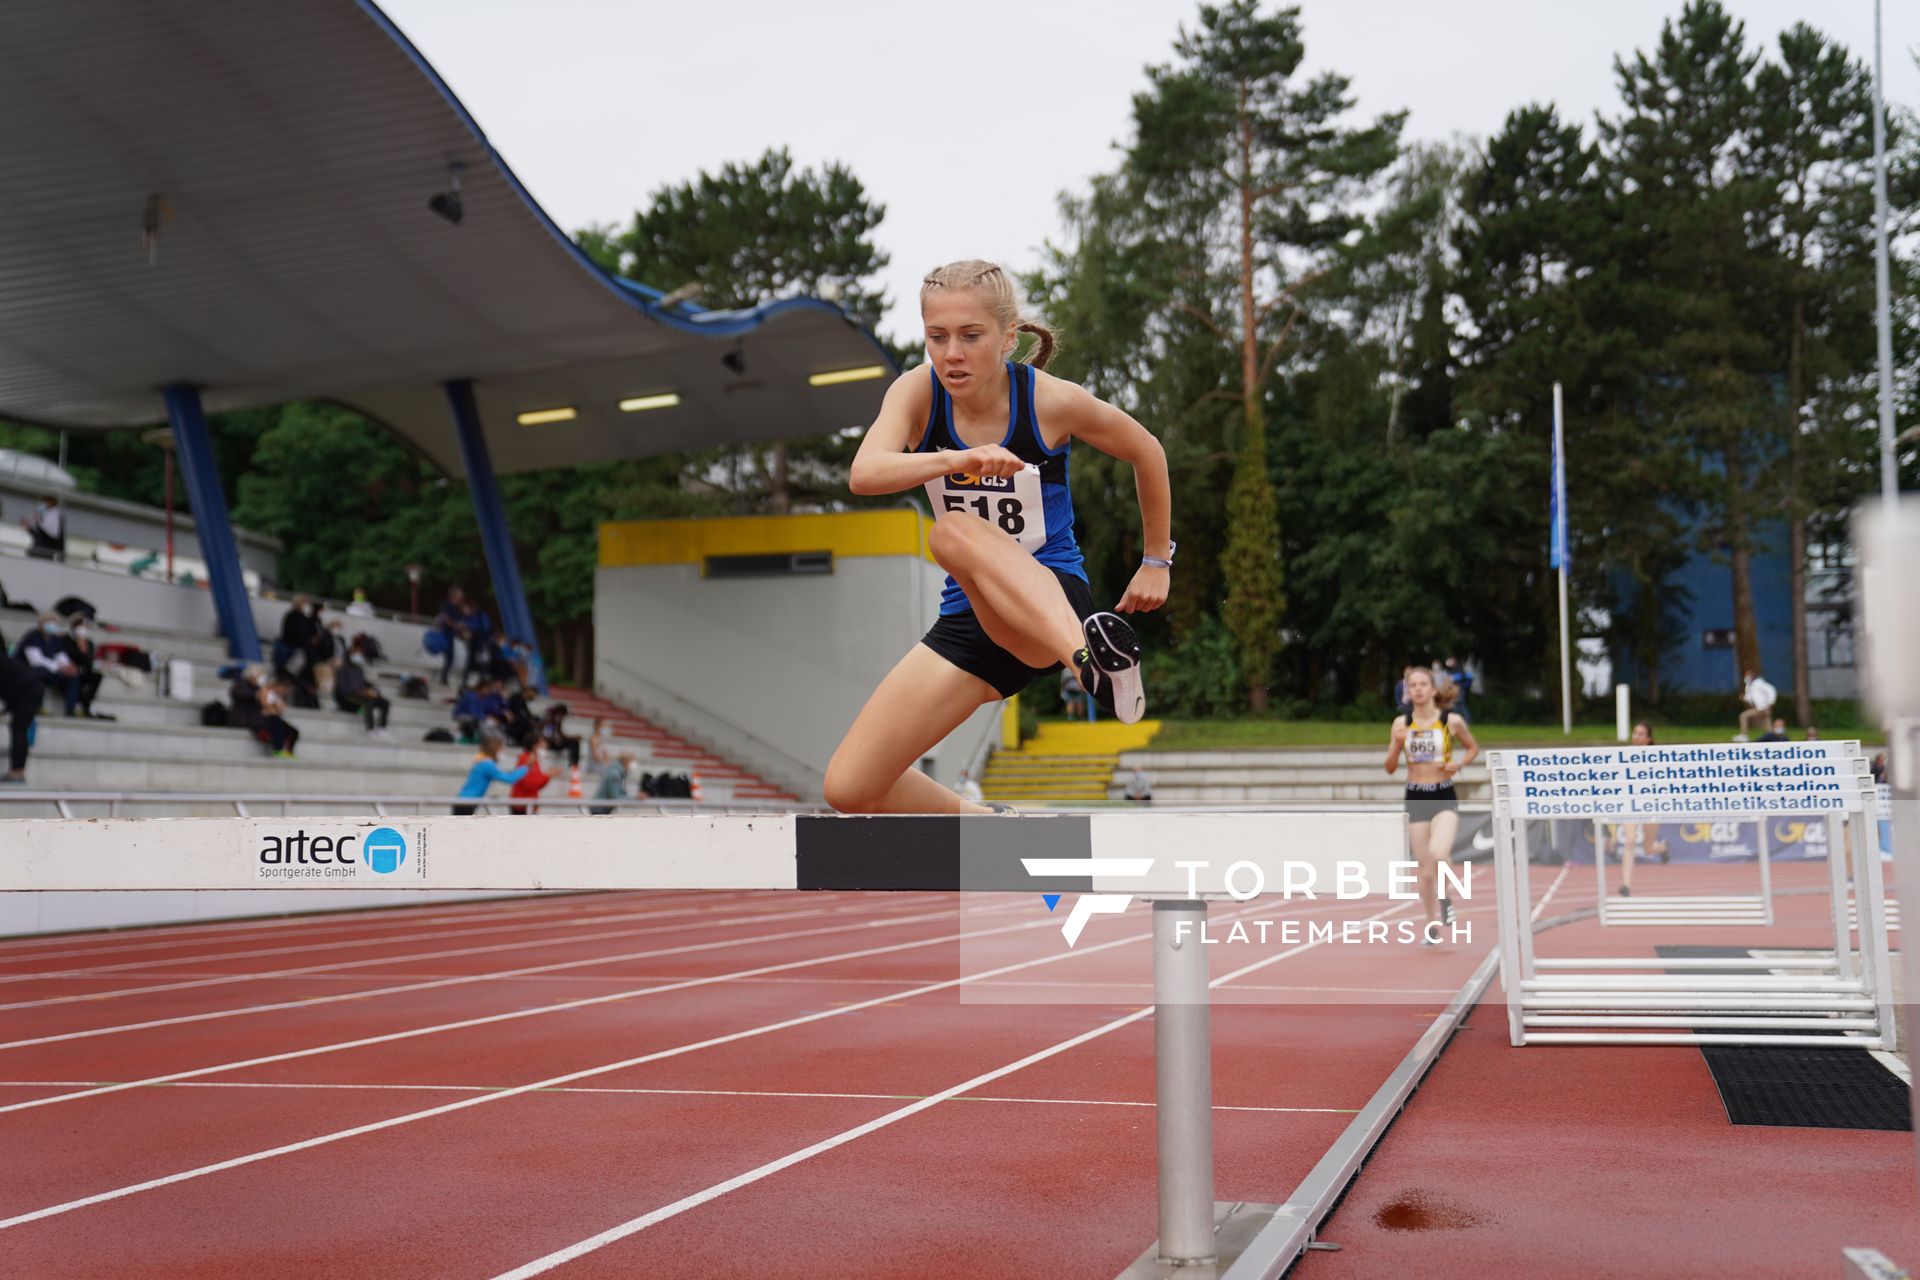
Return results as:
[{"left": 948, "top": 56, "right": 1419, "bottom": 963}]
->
[{"left": 0, "top": 871, "right": 1533, "bottom": 1278}]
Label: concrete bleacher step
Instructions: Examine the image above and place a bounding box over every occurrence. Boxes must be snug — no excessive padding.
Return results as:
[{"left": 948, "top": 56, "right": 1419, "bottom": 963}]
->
[{"left": 1103, "top": 747, "right": 1489, "bottom": 804}]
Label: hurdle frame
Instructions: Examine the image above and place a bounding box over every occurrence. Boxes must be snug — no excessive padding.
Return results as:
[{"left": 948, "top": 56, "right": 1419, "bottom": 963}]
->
[
  {"left": 1490, "top": 742, "right": 1893, "bottom": 1049},
  {"left": 1591, "top": 813, "right": 1776, "bottom": 927}
]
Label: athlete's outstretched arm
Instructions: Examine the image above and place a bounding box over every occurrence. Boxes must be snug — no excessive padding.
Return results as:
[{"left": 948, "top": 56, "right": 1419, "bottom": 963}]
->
[
  {"left": 1047, "top": 378, "right": 1172, "bottom": 613},
  {"left": 848, "top": 369, "right": 1022, "bottom": 495}
]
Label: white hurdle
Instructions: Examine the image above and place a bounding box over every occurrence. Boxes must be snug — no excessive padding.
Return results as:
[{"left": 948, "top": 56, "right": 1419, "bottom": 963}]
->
[
  {"left": 1592, "top": 813, "right": 1777, "bottom": 928},
  {"left": 1489, "top": 740, "right": 1893, "bottom": 1048}
]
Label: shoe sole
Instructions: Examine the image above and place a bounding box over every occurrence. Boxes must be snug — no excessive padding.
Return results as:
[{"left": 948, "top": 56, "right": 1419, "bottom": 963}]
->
[{"left": 1082, "top": 612, "right": 1145, "bottom": 725}]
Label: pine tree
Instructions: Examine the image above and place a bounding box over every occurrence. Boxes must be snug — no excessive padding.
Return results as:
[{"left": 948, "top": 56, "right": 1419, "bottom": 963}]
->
[{"left": 1122, "top": 0, "right": 1401, "bottom": 709}]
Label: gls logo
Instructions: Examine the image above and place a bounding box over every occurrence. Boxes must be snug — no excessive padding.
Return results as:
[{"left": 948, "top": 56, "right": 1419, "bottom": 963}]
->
[
  {"left": 946, "top": 472, "right": 1014, "bottom": 490},
  {"left": 1021, "top": 857, "right": 1155, "bottom": 947}
]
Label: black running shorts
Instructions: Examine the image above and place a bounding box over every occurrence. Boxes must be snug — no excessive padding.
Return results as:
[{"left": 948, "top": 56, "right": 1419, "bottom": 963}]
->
[
  {"left": 1404, "top": 782, "right": 1460, "bottom": 825},
  {"left": 921, "top": 568, "right": 1097, "bottom": 698}
]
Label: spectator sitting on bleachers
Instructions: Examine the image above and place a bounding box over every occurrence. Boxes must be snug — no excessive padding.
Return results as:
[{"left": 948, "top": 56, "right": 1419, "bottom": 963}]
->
[
  {"left": 507, "top": 746, "right": 552, "bottom": 815},
  {"left": 500, "top": 683, "right": 538, "bottom": 748},
  {"left": 0, "top": 619, "right": 43, "bottom": 783},
  {"left": 454, "top": 730, "right": 525, "bottom": 815},
  {"left": 433, "top": 586, "right": 465, "bottom": 685},
  {"left": 456, "top": 599, "right": 494, "bottom": 685},
  {"left": 16, "top": 614, "right": 83, "bottom": 717},
  {"left": 259, "top": 677, "right": 301, "bottom": 759},
  {"left": 273, "top": 595, "right": 317, "bottom": 695},
  {"left": 591, "top": 750, "right": 637, "bottom": 814},
  {"left": 539, "top": 703, "right": 581, "bottom": 769},
  {"left": 346, "top": 587, "right": 375, "bottom": 619},
  {"left": 308, "top": 611, "right": 342, "bottom": 704},
  {"left": 63, "top": 615, "right": 108, "bottom": 719},
  {"left": 333, "top": 639, "right": 390, "bottom": 737},
  {"left": 228, "top": 666, "right": 265, "bottom": 736},
  {"left": 452, "top": 680, "right": 487, "bottom": 743},
  {"left": 20, "top": 494, "right": 64, "bottom": 561}
]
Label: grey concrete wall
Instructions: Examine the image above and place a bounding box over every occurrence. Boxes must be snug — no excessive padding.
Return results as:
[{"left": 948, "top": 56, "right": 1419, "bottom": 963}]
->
[{"left": 594, "top": 554, "right": 1002, "bottom": 799}]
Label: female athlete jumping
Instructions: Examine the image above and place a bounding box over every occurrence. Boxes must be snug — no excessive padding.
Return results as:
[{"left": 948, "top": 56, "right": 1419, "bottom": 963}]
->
[
  {"left": 1385, "top": 666, "right": 1480, "bottom": 942},
  {"left": 823, "top": 260, "right": 1173, "bottom": 815}
]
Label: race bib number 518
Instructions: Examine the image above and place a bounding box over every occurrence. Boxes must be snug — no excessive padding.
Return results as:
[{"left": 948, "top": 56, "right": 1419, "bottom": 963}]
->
[{"left": 925, "top": 462, "right": 1047, "bottom": 554}]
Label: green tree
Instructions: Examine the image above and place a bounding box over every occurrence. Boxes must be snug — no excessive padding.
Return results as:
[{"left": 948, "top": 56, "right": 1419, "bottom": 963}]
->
[
  {"left": 1602, "top": 2, "right": 1779, "bottom": 684},
  {"left": 1119, "top": 0, "right": 1402, "bottom": 710},
  {"left": 1752, "top": 25, "right": 1889, "bottom": 724}
]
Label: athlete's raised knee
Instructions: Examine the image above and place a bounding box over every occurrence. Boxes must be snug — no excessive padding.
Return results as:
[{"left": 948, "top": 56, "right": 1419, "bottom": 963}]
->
[
  {"left": 927, "top": 514, "right": 988, "bottom": 570},
  {"left": 822, "top": 759, "right": 885, "bottom": 814}
]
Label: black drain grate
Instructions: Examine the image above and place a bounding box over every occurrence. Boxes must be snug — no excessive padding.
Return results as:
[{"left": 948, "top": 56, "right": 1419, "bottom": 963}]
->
[
  {"left": 1699, "top": 1045, "right": 1909, "bottom": 1130},
  {"left": 1649, "top": 946, "right": 1908, "bottom": 1130}
]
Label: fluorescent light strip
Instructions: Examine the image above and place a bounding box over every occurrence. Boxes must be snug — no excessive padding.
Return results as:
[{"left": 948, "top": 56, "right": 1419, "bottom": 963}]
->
[
  {"left": 807, "top": 365, "right": 886, "bottom": 388},
  {"left": 516, "top": 407, "right": 576, "bottom": 426},
  {"left": 619, "top": 393, "right": 681, "bottom": 412}
]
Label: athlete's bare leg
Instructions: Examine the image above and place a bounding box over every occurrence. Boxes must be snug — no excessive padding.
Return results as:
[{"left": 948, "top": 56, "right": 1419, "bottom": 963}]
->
[
  {"left": 825, "top": 644, "right": 1001, "bottom": 815},
  {"left": 928, "top": 515, "right": 1084, "bottom": 669}
]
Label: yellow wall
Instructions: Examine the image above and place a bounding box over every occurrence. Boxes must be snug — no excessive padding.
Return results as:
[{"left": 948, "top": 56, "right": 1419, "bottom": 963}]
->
[{"left": 600, "top": 509, "right": 937, "bottom": 569}]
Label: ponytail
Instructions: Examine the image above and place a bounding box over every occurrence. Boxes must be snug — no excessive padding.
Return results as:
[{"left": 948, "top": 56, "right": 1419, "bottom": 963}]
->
[{"left": 1017, "top": 320, "right": 1057, "bottom": 370}]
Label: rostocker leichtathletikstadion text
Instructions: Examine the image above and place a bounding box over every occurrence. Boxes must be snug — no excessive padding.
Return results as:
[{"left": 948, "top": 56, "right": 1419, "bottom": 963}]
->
[{"left": 1503, "top": 744, "right": 1861, "bottom": 817}]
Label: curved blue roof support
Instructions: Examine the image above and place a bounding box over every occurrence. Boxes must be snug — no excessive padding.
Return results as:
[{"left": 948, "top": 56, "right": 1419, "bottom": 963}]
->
[{"left": 355, "top": 0, "right": 898, "bottom": 365}]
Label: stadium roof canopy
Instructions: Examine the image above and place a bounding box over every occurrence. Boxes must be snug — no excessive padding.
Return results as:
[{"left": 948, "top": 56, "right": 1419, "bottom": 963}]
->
[{"left": 0, "top": 0, "right": 897, "bottom": 479}]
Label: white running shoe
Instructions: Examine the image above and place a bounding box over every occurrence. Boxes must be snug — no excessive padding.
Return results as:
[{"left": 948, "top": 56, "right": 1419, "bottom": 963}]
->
[{"left": 1077, "top": 612, "right": 1146, "bottom": 725}]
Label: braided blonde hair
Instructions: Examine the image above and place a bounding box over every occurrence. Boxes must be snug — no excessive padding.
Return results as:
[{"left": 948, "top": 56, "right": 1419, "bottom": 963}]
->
[{"left": 920, "top": 259, "right": 1058, "bottom": 370}]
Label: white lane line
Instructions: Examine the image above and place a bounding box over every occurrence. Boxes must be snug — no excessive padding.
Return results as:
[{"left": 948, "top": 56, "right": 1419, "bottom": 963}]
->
[
  {"left": 0, "top": 890, "right": 748, "bottom": 965},
  {"left": 0, "top": 902, "right": 1002, "bottom": 1049},
  {"left": 0, "top": 1079, "right": 1360, "bottom": 1114},
  {"left": 0, "top": 891, "right": 925, "bottom": 985},
  {"left": 0, "top": 892, "right": 951, "bottom": 1011},
  {"left": 0, "top": 899, "right": 1063, "bottom": 1116},
  {"left": 0, "top": 903, "right": 733, "bottom": 983},
  {"left": 0, "top": 897, "right": 1024, "bottom": 1049},
  {"left": 0, "top": 891, "right": 1254, "bottom": 1229},
  {"left": 484, "top": 897, "right": 1418, "bottom": 1279},
  {"left": 0, "top": 892, "right": 1360, "bottom": 1229}
]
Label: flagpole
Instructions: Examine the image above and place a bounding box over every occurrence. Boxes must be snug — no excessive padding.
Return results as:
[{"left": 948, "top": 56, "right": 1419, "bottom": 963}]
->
[
  {"left": 1555, "top": 382, "right": 1572, "bottom": 735},
  {"left": 1872, "top": 0, "right": 1897, "bottom": 506}
]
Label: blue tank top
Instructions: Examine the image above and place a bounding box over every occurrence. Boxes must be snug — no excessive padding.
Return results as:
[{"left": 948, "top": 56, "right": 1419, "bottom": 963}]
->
[{"left": 916, "top": 362, "right": 1085, "bottom": 616}]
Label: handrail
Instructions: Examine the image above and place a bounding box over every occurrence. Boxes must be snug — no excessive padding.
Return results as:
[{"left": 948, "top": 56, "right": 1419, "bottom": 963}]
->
[
  {"left": 594, "top": 655, "right": 822, "bottom": 793},
  {"left": 0, "top": 791, "right": 822, "bottom": 818},
  {"left": 964, "top": 700, "right": 1005, "bottom": 783}
]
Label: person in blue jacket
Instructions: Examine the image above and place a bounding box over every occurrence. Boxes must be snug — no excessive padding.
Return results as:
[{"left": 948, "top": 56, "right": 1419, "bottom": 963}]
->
[{"left": 454, "top": 732, "right": 526, "bottom": 815}]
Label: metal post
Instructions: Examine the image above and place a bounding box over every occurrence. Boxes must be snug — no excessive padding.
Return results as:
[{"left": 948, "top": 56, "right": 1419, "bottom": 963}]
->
[
  {"left": 1554, "top": 382, "right": 1573, "bottom": 735},
  {"left": 1152, "top": 900, "right": 1215, "bottom": 1266},
  {"left": 1871, "top": 0, "right": 1898, "bottom": 507},
  {"left": 1828, "top": 811, "right": 1855, "bottom": 983},
  {"left": 1757, "top": 817, "right": 1774, "bottom": 927},
  {"left": 163, "top": 384, "right": 261, "bottom": 662},
  {"left": 444, "top": 379, "right": 546, "bottom": 695},
  {"left": 1593, "top": 817, "right": 1608, "bottom": 922}
]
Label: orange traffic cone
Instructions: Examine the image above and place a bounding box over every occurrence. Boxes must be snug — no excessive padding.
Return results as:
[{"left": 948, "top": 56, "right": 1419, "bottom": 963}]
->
[
  {"left": 690, "top": 769, "right": 704, "bottom": 803},
  {"left": 568, "top": 766, "right": 583, "bottom": 802}
]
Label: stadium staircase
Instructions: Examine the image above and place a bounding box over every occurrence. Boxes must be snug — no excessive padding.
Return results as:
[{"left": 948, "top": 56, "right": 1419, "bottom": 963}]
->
[{"left": 981, "top": 719, "right": 1162, "bottom": 807}]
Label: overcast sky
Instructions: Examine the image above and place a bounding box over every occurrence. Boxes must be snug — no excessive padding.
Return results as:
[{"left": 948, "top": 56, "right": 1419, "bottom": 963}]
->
[{"left": 380, "top": 0, "right": 1918, "bottom": 340}]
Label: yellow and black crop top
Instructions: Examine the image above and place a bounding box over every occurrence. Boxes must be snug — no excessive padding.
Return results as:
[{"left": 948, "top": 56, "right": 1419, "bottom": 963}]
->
[{"left": 1403, "top": 713, "right": 1453, "bottom": 766}]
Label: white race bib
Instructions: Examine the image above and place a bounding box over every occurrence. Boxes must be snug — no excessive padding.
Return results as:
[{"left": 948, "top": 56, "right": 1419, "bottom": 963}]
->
[
  {"left": 1406, "top": 727, "right": 1442, "bottom": 764},
  {"left": 924, "top": 459, "right": 1047, "bottom": 554}
]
